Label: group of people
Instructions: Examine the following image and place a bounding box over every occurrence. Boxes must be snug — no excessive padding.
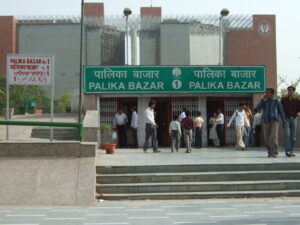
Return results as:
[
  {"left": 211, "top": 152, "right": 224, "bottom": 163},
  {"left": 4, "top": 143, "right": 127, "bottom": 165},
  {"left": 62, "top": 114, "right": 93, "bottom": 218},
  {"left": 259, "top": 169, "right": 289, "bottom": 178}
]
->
[
  {"left": 256, "top": 86, "right": 300, "bottom": 158},
  {"left": 113, "top": 106, "right": 138, "bottom": 148},
  {"left": 227, "top": 86, "right": 300, "bottom": 158},
  {"left": 226, "top": 103, "right": 259, "bottom": 151},
  {"left": 168, "top": 109, "right": 204, "bottom": 153},
  {"left": 113, "top": 100, "right": 205, "bottom": 154},
  {"left": 143, "top": 100, "right": 205, "bottom": 153},
  {"left": 113, "top": 86, "right": 300, "bottom": 158}
]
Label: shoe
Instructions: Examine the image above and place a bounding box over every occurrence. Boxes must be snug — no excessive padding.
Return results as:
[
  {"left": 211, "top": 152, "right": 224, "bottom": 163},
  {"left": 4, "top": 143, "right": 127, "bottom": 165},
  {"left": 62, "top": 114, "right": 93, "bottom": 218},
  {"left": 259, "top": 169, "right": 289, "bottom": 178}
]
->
[
  {"left": 185, "top": 150, "right": 190, "bottom": 153},
  {"left": 241, "top": 147, "right": 245, "bottom": 151},
  {"left": 286, "top": 152, "right": 296, "bottom": 157},
  {"left": 153, "top": 150, "right": 161, "bottom": 153},
  {"left": 143, "top": 149, "right": 147, "bottom": 153}
]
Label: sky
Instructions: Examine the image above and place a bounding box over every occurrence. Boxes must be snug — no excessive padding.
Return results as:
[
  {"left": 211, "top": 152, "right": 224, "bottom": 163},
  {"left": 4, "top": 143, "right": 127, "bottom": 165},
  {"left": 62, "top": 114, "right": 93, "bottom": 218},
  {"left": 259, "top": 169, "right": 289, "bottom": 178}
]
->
[{"left": 1, "top": 0, "right": 299, "bottom": 87}]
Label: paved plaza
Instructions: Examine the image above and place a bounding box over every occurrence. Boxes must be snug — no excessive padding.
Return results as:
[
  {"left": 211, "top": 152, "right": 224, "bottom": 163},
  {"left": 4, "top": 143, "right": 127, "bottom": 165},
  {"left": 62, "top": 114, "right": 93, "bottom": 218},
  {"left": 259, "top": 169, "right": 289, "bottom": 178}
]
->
[
  {"left": 0, "top": 198, "right": 300, "bottom": 225},
  {"left": 97, "top": 147, "right": 300, "bottom": 167},
  {"left": 0, "top": 114, "right": 78, "bottom": 141}
]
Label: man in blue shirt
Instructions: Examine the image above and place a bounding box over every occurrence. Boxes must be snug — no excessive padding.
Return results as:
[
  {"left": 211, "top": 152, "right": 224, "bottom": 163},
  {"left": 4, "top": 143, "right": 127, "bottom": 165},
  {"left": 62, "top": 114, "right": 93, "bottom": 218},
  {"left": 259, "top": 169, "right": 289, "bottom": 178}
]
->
[{"left": 255, "top": 88, "right": 287, "bottom": 158}]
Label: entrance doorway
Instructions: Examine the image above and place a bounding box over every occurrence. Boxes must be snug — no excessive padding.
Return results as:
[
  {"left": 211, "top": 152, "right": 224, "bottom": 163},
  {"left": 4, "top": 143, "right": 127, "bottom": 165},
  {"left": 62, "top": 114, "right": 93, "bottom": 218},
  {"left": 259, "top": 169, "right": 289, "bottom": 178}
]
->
[
  {"left": 206, "top": 98, "right": 225, "bottom": 146},
  {"left": 153, "top": 98, "right": 172, "bottom": 147},
  {"left": 118, "top": 98, "right": 138, "bottom": 147}
]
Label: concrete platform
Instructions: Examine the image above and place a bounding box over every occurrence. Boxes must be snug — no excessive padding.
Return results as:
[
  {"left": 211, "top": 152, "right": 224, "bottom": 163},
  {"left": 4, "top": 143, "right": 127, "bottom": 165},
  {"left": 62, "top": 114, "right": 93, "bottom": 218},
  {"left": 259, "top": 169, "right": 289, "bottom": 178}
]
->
[{"left": 96, "top": 147, "right": 300, "bottom": 167}]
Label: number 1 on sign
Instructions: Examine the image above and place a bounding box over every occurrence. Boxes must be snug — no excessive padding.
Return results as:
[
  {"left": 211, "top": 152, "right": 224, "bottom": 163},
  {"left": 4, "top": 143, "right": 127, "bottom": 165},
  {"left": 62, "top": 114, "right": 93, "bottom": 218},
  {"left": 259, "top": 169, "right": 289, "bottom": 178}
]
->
[{"left": 172, "top": 80, "right": 182, "bottom": 90}]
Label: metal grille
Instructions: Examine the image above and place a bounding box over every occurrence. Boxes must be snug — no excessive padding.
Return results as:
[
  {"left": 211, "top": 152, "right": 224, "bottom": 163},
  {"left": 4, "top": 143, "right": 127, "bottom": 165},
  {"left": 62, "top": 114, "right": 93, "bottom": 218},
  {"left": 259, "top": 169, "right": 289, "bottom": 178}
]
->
[
  {"left": 172, "top": 97, "right": 199, "bottom": 118},
  {"left": 224, "top": 97, "right": 252, "bottom": 145},
  {"left": 16, "top": 15, "right": 253, "bottom": 31},
  {"left": 100, "top": 97, "right": 118, "bottom": 125}
]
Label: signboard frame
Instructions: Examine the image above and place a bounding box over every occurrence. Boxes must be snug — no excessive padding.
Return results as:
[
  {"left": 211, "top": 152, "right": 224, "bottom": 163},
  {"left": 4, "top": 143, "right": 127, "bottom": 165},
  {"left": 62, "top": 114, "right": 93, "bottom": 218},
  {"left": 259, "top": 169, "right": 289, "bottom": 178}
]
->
[
  {"left": 6, "top": 54, "right": 55, "bottom": 141},
  {"left": 83, "top": 65, "right": 266, "bottom": 95}
]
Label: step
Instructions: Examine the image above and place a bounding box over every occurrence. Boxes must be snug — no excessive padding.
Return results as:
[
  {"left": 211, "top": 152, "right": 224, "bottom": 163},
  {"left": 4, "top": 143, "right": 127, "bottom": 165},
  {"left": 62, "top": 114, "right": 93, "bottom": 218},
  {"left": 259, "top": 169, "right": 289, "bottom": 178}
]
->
[
  {"left": 32, "top": 128, "right": 78, "bottom": 134},
  {"left": 97, "top": 190, "right": 300, "bottom": 200},
  {"left": 31, "top": 128, "right": 78, "bottom": 140},
  {"left": 96, "top": 163, "right": 300, "bottom": 174},
  {"left": 96, "top": 170, "right": 300, "bottom": 184},
  {"left": 96, "top": 180, "right": 300, "bottom": 194}
]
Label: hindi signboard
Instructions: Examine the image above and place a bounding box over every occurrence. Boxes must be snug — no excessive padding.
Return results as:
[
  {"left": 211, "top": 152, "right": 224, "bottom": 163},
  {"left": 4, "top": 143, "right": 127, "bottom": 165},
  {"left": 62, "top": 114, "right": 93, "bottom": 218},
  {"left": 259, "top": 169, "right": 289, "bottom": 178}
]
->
[
  {"left": 84, "top": 65, "right": 266, "bottom": 94},
  {"left": 7, "top": 54, "right": 53, "bottom": 86}
]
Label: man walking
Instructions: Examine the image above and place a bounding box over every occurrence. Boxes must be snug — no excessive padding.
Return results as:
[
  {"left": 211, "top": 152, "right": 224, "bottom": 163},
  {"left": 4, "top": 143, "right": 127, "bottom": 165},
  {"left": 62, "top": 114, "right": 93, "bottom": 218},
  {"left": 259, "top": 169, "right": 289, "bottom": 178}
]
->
[
  {"left": 181, "top": 110, "right": 194, "bottom": 153},
  {"left": 216, "top": 109, "right": 225, "bottom": 147},
  {"left": 113, "top": 108, "right": 128, "bottom": 148},
  {"left": 169, "top": 114, "right": 181, "bottom": 152},
  {"left": 281, "top": 86, "right": 300, "bottom": 157},
  {"left": 143, "top": 100, "right": 160, "bottom": 153},
  {"left": 194, "top": 111, "right": 204, "bottom": 148},
  {"left": 130, "top": 106, "right": 138, "bottom": 148},
  {"left": 256, "top": 88, "right": 287, "bottom": 158},
  {"left": 227, "top": 103, "right": 248, "bottom": 151}
]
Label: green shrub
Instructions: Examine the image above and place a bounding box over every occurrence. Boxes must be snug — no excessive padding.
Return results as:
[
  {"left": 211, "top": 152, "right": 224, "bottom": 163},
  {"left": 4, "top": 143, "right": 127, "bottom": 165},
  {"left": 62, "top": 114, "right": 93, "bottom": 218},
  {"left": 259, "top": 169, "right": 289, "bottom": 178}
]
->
[{"left": 54, "top": 93, "right": 72, "bottom": 113}]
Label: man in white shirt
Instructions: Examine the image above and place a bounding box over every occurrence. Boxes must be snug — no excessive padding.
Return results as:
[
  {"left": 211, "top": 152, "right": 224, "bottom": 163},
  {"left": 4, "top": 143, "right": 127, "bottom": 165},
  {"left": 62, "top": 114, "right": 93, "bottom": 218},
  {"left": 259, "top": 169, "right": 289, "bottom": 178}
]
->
[
  {"left": 169, "top": 114, "right": 182, "bottom": 152},
  {"left": 227, "top": 103, "right": 248, "bottom": 150},
  {"left": 143, "top": 100, "right": 160, "bottom": 153},
  {"left": 178, "top": 108, "right": 186, "bottom": 122},
  {"left": 216, "top": 109, "right": 225, "bottom": 147},
  {"left": 130, "top": 106, "right": 138, "bottom": 148},
  {"left": 113, "top": 108, "right": 128, "bottom": 148}
]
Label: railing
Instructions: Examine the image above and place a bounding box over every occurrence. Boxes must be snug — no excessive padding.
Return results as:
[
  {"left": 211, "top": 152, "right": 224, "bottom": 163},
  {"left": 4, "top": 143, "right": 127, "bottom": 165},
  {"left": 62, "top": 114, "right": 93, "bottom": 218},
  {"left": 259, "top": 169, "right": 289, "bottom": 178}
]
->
[{"left": 0, "top": 121, "right": 83, "bottom": 141}]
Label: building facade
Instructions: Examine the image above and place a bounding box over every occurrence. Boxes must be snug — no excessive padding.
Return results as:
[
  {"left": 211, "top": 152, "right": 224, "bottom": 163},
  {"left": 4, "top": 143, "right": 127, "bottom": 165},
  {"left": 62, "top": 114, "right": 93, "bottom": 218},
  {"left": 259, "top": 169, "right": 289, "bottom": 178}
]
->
[{"left": 0, "top": 3, "right": 277, "bottom": 146}]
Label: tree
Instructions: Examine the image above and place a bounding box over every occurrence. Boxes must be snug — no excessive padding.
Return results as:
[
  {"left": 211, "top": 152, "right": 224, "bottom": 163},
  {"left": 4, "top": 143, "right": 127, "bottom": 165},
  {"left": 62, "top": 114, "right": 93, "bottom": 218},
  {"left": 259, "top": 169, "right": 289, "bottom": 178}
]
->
[
  {"left": 277, "top": 75, "right": 300, "bottom": 97},
  {"left": 0, "top": 77, "right": 51, "bottom": 115},
  {"left": 54, "top": 93, "right": 72, "bottom": 113}
]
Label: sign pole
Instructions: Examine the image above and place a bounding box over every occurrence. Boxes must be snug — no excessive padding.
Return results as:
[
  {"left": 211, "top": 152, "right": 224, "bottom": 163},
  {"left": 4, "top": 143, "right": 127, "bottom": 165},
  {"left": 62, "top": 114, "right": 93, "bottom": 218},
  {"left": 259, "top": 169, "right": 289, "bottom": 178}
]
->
[
  {"left": 97, "top": 95, "right": 101, "bottom": 147},
  {"left": 5, "top": 63, "right": 10, "bottom": 140},
  {"left": 78, "top": 0, "right": 84, "bottom": 124},
  {"left": 50, "top": 56, "right": 55, "bottom": 141}
]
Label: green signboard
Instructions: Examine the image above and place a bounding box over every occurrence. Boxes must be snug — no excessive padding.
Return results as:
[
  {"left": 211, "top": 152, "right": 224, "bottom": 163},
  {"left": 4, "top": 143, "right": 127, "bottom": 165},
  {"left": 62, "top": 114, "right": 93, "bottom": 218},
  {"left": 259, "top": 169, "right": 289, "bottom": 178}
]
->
[{"left": 84, "top": 65, "right": 265, "bottom": 94}]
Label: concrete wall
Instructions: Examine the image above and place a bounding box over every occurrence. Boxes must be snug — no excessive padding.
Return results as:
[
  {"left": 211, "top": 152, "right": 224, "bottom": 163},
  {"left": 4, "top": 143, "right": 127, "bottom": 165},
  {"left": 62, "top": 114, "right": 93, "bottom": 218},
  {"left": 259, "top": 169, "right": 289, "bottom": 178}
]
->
[
  {"left": 84, "top": 2, "right": 104, "bottom": 17},
  {"left": 160, "top": 24, "right": 190, "bottom": 65},
  {"left": 0, "top": 142, "right": 96, "bottom": 206},
  {"left": 83, "top": 110, "right": 99, "bottom": 143},
  {"left": 140, "top": 7, "right": 162, "bottom": 17},
  {"left": 0, "top": 16, "right": 17, "bottom": 76},
  {"left": 226, "top": 15, "right": 277, "bottom": 89},
  {"left": 190, "top": 33, "right": 219, "bottom": 65},
  {"left": 140, "top": 32, "right": 158, "bottom": 65},
  {"left": 18, "top": 24, "right": 81, "bottom": 98}
]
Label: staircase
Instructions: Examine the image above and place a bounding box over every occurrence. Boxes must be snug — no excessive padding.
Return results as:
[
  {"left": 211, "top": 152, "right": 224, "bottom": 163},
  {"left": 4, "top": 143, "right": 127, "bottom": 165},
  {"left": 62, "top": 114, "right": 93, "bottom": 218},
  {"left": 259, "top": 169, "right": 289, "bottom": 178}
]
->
[
  {"left": 31, "top": 127, "right": 78, "bottom": 140},
  {"left": 96, "top": 163, "right": 300, "bottom": 200}
]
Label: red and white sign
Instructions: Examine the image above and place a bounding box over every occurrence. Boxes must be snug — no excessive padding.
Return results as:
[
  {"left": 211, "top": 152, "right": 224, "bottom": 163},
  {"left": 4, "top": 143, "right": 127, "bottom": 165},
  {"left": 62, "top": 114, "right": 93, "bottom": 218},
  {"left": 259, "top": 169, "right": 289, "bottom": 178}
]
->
[{"left": 7, "top": 54, "right": 54, "bottom": 86}]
